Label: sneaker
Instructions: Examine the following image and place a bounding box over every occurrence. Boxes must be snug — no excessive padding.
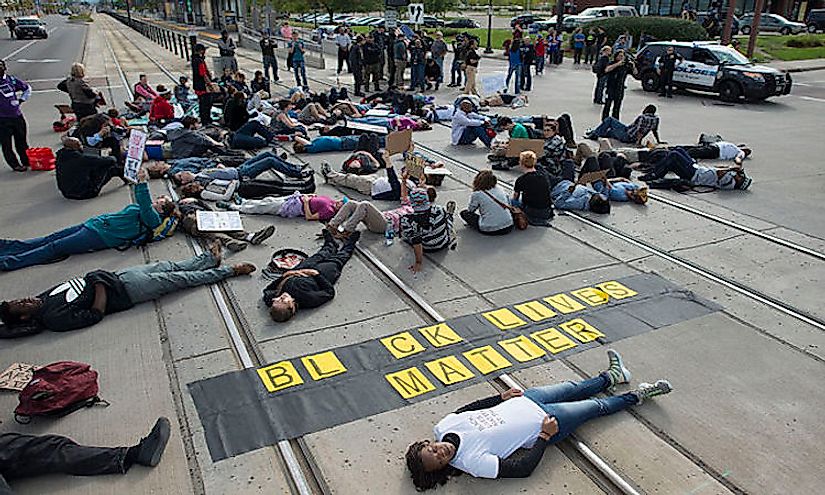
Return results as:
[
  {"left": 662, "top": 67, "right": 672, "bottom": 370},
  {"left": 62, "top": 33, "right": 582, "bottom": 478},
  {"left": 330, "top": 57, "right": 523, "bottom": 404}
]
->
[
  {"left": 604, "top": 349, "right": 632, "bottom": 389},
  {"left": 215, "top": 201, "right": 232, "bottom": 210},
  {"left": 343, "top": 230, "right": 361, "bottom": 246},
  {"left": 632, "top": 380, "right": 673, "bottom": 405},
  {"left": 225, "top": 240, "right": 247, "bottom": 252},
  {"left": 638, "top": 174, "right": 656, "bottom": 182},
  {"left": 134, "top": 417, "right": 171, "bottom": 467},
  {"left": 250, "top": 225, "right": 275, "bottom": 245},
  {"left": 279, "top": 152, "right": 288, "bottom": 161},
  {"left": 445, "top": 200, "right": 456, "bottom": 216},
  {"left": 320, "top": 161, "right": 332, "bottom": 182}
]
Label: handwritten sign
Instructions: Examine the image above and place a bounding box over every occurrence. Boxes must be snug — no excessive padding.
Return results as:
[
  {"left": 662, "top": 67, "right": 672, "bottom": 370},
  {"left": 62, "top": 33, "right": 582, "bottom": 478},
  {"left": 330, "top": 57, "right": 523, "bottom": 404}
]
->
[
  {"left": 196, "top": 211, "right": 244, "bottom": 232},
  {"left": 124, "top": 129, "right": 148, "bottom": 183},
  {"left": 0, "top": 363, "right": 36, "bottom": 391}
]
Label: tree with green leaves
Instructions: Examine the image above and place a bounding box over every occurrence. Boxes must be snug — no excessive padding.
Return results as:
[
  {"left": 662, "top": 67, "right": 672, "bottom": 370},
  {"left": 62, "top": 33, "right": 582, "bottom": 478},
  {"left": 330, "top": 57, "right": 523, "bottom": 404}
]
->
[
  {"left": 280, "top": 0, "right": 383, "bottom": 20},
  {"left": 424, "top": 0, "right": 457, "bottom": 16}
]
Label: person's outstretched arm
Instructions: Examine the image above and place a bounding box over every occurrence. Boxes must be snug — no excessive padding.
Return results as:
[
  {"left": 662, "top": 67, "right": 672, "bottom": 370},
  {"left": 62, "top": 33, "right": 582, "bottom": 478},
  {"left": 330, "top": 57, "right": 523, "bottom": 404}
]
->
[{"left": 132, "top": 182, "right": 162, "bottom": 229}]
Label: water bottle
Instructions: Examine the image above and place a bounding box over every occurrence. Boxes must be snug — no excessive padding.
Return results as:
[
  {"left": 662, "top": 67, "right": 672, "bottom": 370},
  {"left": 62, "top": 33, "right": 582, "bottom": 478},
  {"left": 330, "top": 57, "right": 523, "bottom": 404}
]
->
[{"left": 384, "top": 219, "right": 394, "bottom": 246}]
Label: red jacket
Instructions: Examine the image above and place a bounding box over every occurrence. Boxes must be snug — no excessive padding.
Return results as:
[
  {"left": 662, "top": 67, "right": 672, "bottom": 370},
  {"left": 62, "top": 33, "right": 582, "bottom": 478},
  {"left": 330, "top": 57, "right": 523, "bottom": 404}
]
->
[
  {"left": 149, "top": 97, "right": 174, "bottom": 122},
  {"left": 535, "top": 39, "right": 547, "bottom": 57}
]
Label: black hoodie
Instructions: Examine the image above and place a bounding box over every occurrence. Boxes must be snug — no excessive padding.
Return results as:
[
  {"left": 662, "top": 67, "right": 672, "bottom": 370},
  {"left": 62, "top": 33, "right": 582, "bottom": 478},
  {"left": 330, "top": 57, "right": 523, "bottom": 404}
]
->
[{"left": 33, "top": 270, "right": 133, "bottom": 332}]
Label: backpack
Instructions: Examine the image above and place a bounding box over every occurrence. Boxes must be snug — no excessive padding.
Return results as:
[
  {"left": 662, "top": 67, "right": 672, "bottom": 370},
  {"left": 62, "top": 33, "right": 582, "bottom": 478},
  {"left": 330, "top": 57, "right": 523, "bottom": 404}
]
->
[{"left": 15, "top": 361, "right": 107, "bottom": 423}]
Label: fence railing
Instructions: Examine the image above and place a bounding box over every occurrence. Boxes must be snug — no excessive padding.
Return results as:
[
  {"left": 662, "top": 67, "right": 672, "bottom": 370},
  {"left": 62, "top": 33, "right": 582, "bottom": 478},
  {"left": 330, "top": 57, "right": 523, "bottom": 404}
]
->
[{"left": 106, "top": 11, "right": 191, "bottom": 62}]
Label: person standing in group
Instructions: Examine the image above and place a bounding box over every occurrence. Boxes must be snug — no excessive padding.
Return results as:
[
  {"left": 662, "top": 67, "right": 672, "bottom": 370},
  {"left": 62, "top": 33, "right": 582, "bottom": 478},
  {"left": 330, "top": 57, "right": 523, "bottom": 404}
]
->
[
  {"left": 584, "top": 28, "right": 597, "bottom": 64},
  {"left": 280, "top": 21, "right": 293, "bottom": 40},
  {"left": 260, "top": 30, "right": 280, "bottom": 84},
  {"left": 534, "top": 34, "right": 547, "bottom": 74},
  {"left": 384, "top": 27, "right": 395, "bottom": 85},
  {"left": 519, "top": 36, "right": 535, "bottom": 92},
  {"left": 191, "top": 43, "right": 215, "bottom": 125},
  {"left": 431, "top": 31, "right": 448, "bottom": 89},
  {"left": 506, "top": 39, "right": 522, "bottom": 95},
  {"left": 336, "top": 26, "right": 352, "bottom": 75},
  {"left": 603, "top": 49, "right": 633, "bottom": 121},
  {"left": 592, "top": 45, "right": 611, "bottom": 104},
  {"left": 0, "top": 60, "right": 30, "bottom": 172},
  {"left": 657, "top": 46, "right": 683, "bottom": 98},
  {"left": 449, "top": 35, "right": 467, "bottom": 88},
  {"left": 217, "top": 30, "right": 238, "bottom": 73},
  {"left": 349, "top": 35, "right": 366, "bottom": 97},
  {"left": 595, "top": 27, "right": 607, "bottom": 50},
  {"left": 408, "top": 38, "right": 426, "bottom": 92},
  {"left": 463, "top": 39, "right": 481, "bottom": 96},
  {"left": 6, "top": 17, "right": 15, "bottom": 39},
  {"left": 393, "top": 33, "right": 408, "bottom": 89},
  {"left": 362, "top": 34, "right": 382, "bottom": 92},
  {"left": 289, "top": 32, "right": 309, "bottom": 90},
  {"left": 573, "top": 28, "right": 585, "bottom": 64},
  {"left": 547, "top": 29, "right": 560, "bottom": 65},
  {"left": 58, "top": 62, "right": 99, "bottom": 120}
]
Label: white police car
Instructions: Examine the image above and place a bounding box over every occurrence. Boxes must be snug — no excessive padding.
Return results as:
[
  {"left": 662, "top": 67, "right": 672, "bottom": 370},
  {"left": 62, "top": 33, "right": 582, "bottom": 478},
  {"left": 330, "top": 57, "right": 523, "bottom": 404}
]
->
[{"left": 634, "top": 41, "right": 792, "bottom": 102}]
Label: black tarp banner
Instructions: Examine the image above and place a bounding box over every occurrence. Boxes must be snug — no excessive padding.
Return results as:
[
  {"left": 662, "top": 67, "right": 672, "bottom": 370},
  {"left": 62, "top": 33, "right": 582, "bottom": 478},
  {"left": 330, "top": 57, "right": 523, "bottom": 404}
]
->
[{"left": 189, "top": 273, "right": 720, "bottom": 461}]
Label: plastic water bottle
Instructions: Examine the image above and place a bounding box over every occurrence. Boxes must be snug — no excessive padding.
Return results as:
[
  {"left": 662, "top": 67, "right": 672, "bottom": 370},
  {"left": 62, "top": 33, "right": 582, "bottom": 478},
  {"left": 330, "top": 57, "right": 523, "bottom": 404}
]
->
[{"left": 384, "top": 219, "right": 394, "bottom": 246}]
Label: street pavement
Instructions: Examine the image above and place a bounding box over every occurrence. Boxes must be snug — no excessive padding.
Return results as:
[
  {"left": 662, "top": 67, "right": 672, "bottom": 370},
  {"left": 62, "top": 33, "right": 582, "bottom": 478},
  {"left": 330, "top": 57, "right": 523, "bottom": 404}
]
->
[{"left": 1, "top": 12, "right": 825, "bottom": 495}]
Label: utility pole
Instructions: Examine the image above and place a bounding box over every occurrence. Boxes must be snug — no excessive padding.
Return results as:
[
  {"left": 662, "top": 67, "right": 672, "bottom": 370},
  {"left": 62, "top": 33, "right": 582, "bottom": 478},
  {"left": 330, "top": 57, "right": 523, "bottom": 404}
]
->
[
  {"left": 485, "top": 0, "right": 493, "bottom": 54},
  {"left": 722, "top": 0, "right": 736, "bottom": 45},
  {"left": 746, "top": 0, "right": 764, "bottom": 58},
  {"left": 555, "top": 0, "right": 564, "bottom": 41}
]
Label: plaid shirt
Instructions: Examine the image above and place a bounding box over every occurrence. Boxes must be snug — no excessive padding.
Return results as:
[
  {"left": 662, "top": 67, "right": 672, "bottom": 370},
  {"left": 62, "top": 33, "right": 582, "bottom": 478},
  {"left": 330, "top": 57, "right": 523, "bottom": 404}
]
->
[{"left": 626, "top": 114, "right": 659, "bottom": 143}]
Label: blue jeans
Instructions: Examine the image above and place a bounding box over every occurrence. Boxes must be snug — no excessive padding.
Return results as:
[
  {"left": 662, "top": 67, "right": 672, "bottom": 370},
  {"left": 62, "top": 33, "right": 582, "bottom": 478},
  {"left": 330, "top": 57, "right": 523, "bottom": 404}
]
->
[
  {"left": 293, "top": 60, "right": 308, "bottom": 88},
  {"left": 524, "top": 375, "right": 637, "bottom": 443},
  {"left": 535, "top": 55, "right": 545, "bottom": 74},
  {"left": 263, "top": 55, "right": 279, "bottom": 82},
  {"left": 231, "top": 121, "right": 276, "bottom": 150},
  {"left": 0, "top": 225, "right": 108, "bottom": 271},
  {"left": 589, "top": 116, "right": 631, "bottom": 143},
  {"left": 506, "top": 63, "right": 522, "bottom": 94},
  {"left": 238, "top": 151, "right": 304, "bottom": 179},
  {"left": 410, "top": 63, "right": 425, "bottom": 91},
  {"left": 450, "top": 58, "right": 463, "bottom": 85},
  {"left": 118, "top": 252, "right": 234, "bottom": 304},
  {"left": 593, "top": 180, "right": 638, "bottom": 201},
  {"left": 458, "top": 126, "right": 492, "bottom": 147},
  {"left": 433, "top": 56, "right": 444, "bottom": 83}
]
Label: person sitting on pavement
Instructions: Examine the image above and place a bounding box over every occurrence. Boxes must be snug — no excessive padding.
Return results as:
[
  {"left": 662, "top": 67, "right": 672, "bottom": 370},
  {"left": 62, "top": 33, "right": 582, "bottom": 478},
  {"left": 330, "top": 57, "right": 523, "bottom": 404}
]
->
[
  {"left": 512, "top": 151, "right": 554, "bottom": 227},
  {"left": 0, "top": 173, "right": 177, "bottom": 272},
  {"left": 547, "top": 159, "right": 611, "bottom": 214},
  {"left": 72, "top": 113, "right": 125, "bottom": 166},
  {"left": 0, "top": 247, "right": 254, "bottom": 337},
  {"left": 271, "top": 99, "right": 309, "bottom": 136},
  {"left": 174, "top": 75, "right": 191, "bottom": 110},
  {"left": 250, "top": 70, "right": 270, "bottom": 94},
  {"left": 401, "top": 188, "right": 456, "bottom": 273},
  {"left": 55, "top": 136, "right": 124, "bottom": 200},
  {"left": 0, "top": 417, "right": 173, "bottom": 492},
  {"left": 451, "top": 100, "right": 492, "bottom": 147},
  {"left": 460, "top": 170, "right": 514, "bottom": 236},
  {"left": 222, "top": 90, "right": 250, "bottom": 132},
  {"left": 639, "top": 147, "right": 752, "bottom": 190},
  {"left": 497, "top": 116, "right": 529, "bottom": 139},
  {"left": 585, "top": 104, "right": 660, "bottom": 145},
  {"left": 540, "top": 121, "right": 567, "bottom": 177},
  {"left": 175, "top": 198, "right": 275, "bottom": 252},
  {"left": 133, "top": 74, "right": 158, "bottom": 104},
  {"left": 263, "top": 229, "right": 360, "bottom": 322},
  {"left": 405, "top": 350, "right": 672, "bottom": 491},
  {"left": 168, "top": 116, "right": 225, "bottom": 159},
  {"left": 148, "top": 85, "right": 175, "bottom": 126}
]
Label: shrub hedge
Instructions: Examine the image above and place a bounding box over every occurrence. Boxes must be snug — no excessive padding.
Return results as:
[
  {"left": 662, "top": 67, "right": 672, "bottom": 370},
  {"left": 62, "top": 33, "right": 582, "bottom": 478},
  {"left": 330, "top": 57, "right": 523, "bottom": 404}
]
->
[
  {"left": 588, "top": 17, "right": 708, "bottom": 46},
  {"left": 786, "top": 35, "right": 824, "bottom": 48}
]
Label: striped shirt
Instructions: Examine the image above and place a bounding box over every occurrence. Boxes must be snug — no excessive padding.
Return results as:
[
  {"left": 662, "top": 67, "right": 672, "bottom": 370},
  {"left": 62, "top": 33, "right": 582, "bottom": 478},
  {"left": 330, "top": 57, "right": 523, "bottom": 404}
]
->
[
  {"left": 401, "top": 205, "right": 453, "bottom": 252},
  {"left": 626, "top": 114, "right": 659, "bottom": 143}
]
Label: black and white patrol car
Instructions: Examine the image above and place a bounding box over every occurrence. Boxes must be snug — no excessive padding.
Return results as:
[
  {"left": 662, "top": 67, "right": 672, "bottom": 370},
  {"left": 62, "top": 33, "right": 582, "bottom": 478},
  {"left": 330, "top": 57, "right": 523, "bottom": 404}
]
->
[{"left": 634, "top": 41, "right": 792, "bottom": 103}]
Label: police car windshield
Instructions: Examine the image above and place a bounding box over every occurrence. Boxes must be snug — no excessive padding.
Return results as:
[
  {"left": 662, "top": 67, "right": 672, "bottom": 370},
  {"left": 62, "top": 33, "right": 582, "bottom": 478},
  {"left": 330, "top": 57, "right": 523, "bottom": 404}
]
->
[{"left": 714, "top": 47, "right": 750, "bottom": 65}]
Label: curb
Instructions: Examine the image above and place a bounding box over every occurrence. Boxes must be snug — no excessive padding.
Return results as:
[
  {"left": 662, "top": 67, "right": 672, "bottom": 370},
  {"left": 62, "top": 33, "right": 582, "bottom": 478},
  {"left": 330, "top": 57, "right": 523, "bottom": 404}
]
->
[{"left": 783, "top": 65, "right": 825, "bottom": 73}]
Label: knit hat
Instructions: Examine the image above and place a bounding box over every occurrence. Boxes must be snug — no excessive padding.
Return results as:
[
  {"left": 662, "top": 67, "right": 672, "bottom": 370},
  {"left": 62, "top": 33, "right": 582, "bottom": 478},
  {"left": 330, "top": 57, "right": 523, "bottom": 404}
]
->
[{"left": 409, "top": 188, "right": 431, "bottom": 213}]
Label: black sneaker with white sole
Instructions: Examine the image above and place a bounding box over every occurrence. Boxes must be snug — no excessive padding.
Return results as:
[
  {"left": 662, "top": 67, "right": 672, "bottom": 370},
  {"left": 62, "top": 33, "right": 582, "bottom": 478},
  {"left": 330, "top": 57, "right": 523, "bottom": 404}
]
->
[{"left": 250, "top": 225, "right": 275, "bottom": 245}]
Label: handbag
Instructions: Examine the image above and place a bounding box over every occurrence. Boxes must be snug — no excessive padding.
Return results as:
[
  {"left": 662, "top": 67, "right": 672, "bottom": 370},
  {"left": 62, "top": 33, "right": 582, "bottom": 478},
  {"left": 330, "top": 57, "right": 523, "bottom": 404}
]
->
[{"left": 484, "top": 191, "right": 528, "bottom": 230}]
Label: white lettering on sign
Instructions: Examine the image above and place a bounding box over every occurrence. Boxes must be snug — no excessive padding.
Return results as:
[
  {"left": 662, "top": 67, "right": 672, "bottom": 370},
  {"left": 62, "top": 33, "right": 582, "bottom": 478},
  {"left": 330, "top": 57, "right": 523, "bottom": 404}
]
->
[{"left": 408, "top": 3, "right": 424, "bottom": 25}]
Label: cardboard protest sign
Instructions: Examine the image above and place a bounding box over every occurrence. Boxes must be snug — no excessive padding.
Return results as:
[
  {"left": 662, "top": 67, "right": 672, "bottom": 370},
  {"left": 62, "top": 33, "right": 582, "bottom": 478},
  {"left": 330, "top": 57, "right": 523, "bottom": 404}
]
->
[
  {"left": 506, "top": 138, "right": 546, "bottom": 158},
  {"left": 123, "top": 129, "right": 148, "bottom": 183},
  {"left": 0, "top": 363, "right": 36, "bottom": 391},
  {"left": 386, "top": 129, "right": 412, "bottom": 156}
]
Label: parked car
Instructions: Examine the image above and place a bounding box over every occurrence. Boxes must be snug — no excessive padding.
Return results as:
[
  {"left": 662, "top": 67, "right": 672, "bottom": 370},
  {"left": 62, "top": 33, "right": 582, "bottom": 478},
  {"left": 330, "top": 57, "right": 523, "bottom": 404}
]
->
[
  {"left": 530, "top": 17, "right": 577, "bottom": 33},
  {"left": 14, "top": 17, "right": 47, "bottom": 39},
  {"left": 563, "top": 6, "right": 638, "bottom": 31},
  {"left": 740, "top": 13, "right": 806, "bottom": 35},
  {"left": 696, "top": 11, "right": 740, "bottom": 36},
  {"left": 444, "top": 18, "right": 480, "bottom": 29},
  {"left": 421, "top": 15, "right": 444, "bottom": 28},
  {"left": 634, "top": 41, "right": 792, "bottom": 102},
  {"left": 312, "top": 25, "right": 338, "bottom": 42},
  {"left": 365, "top": 18, "right": 387, "bottom": 27},
  {"left": 59, "top": 8, "right": 72, "bottom": 15},
  {"left": 511, "top": 13, "right": 544, "bottom": 28},
  {"left": 805, "top": 8, "right": 825, "bottom": 32},
  {"left": 350, "top": 16, "right": 380, "bottom": 26}
]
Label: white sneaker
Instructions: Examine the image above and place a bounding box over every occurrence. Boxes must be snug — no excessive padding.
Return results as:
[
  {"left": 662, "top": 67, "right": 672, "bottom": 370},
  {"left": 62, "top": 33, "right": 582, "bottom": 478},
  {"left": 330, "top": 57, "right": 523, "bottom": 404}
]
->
[{"left": 632, "top": 380, "right": 673, "bottom": 405}]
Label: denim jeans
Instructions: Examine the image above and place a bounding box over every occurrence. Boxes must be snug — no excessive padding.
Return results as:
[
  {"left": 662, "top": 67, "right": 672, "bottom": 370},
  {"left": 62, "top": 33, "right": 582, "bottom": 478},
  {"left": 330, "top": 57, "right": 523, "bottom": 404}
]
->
[
  {"left": 433, "top": 56, "right": 444, "bottom": 83},
  {"left": 118, "top": 252, "right": 234, "bottom": 304},
  {"left": 506, "top": 63, "right": 522, "bottom": 94},
  {"left": 652, "top": 148, "right": 697, "bottom": 181},
  {"left": 263, "top": 55, "right": 279, "bottom": 82},
  {"left": 535, "top": 55, "right": 545, "bottom": 74},
  {"left": 0, "top": 225, "right": 108, "bottom": 271},
  {"left": 450, "top": 58, "right": 463, "bottom": 85},
  {"left": 410, "top": 63, "right": 425, "bottom": 91},
  {"left": 524, "top": 375, "right": 637, "bottom": 443},
  {"left": 293, "top": 60, "right": 308, "bottom": 88},
  {"left": 521, "top": 63, "right": 532, "bottom": 91},
  {"left": 458, "top": 126, "right": 492, "bottom": 147},
  {"left": 231, "top": 120, "right": 276, "bottom": 150},
  {"left": 0, "top": 432, "right": 126, "bottom": 487},
  {"left": 238, "top": 150, "right": 304, "bottom": 178},
  {"left": 593, "top": 75, "right": 607, "bottom": 103},
  {"left": 589, "top": 116, "right": 631, "bottom": 143}
]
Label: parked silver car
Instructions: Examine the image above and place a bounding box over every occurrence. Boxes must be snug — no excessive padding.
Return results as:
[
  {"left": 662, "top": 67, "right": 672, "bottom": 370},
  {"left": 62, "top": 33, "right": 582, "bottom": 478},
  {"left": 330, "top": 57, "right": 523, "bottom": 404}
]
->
[{"left": 740, "top": 13, "right": 806, "bottom": 35}]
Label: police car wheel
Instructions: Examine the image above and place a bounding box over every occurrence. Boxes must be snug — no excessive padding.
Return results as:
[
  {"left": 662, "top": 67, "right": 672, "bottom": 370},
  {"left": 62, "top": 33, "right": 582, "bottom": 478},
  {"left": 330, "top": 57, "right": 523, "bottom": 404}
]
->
[
  {"left": 719, "top": 81, "right": 742, "bottom": 103},
  {"left": 780, "top": 27, "right": 791, "bottom": 35},
  {"left": 808, "top": 25, "right": 818, "bottom": 33}
]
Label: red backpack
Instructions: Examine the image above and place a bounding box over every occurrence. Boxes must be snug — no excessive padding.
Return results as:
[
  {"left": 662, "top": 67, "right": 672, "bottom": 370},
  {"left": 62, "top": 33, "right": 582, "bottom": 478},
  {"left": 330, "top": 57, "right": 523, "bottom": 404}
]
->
[{"left": 14, "top": 361, "right": 107, "bottom": 423}]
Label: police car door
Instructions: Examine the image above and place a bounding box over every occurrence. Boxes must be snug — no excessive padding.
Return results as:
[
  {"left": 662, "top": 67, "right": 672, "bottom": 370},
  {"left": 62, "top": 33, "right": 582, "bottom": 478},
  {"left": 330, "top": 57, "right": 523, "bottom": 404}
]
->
[
  {"left": 679, "top": 48, "right": 718, "bottom": 88},
  {"left": 671, "top": 46, "right": 693, "bottom": 86}
]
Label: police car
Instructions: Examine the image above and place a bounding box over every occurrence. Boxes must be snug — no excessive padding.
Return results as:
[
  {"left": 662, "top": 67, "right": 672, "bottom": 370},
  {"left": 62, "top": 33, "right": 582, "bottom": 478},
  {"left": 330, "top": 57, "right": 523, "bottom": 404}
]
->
[{"left": 634, "top": 41, "right": 792, "bottom": 102}]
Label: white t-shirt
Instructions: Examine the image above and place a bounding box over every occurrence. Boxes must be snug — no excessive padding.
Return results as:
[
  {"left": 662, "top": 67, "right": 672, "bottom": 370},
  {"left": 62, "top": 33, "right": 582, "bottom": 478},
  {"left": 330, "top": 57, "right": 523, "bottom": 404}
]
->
[
  {"left": 692, "top": 166, "right": 737, "bottom": 189},
  {"left": 715, "top": 141, "right": 741, "bottom": 161},
  {"left": 433, "top": 397, "right": 545, "bottom": 479}
]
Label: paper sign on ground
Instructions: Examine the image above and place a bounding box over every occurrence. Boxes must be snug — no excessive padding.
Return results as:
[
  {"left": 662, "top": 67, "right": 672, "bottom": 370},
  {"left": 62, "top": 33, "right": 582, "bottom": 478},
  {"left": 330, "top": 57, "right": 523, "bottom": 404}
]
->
[
  {"left": 123, "top": 129, "right": 148, "bottom": 183},
  {"left": 0, "top": 363, "right": 36, "bottom": 391},
  {"left": 386, "top": 129, "right": 412, "bottom": 156},
  {"left": 346, "top": 120, "right": 388, "bottom": 135},
  {"left": 196, "top": 211, "right": 244, "bottom": 231},
  {"left": 365, "top": 108, "right": 390, "bottom": 117}
]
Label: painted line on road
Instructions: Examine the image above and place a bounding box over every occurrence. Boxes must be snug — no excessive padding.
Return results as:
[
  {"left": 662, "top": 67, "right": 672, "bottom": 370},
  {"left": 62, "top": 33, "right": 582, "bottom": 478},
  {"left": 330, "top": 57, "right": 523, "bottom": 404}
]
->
[
  {"left": 31, "top": 84, "right": 123, "bottom": 94},
  {"left": 798, "top": 95, "right": 825, "bottom": 103},
  {"left": 1, "top": 27, "right": 60, "bottom": 61}
]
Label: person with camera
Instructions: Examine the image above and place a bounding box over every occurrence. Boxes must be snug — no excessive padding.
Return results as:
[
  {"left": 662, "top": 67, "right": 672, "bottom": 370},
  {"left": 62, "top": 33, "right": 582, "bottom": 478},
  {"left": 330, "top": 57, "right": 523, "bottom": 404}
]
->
[
  {"left": 259, "top": 30, "right": 279, "bottom": 84},
  {"left": 602, "top": 49, "right": 635, "bottom": 121}
]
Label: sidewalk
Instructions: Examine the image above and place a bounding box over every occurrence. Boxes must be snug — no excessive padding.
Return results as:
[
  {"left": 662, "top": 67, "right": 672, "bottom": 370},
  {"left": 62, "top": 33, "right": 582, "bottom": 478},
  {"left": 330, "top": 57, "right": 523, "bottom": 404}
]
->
[{"left": 766, "top": 57, "right": 825, "bottom": 73}]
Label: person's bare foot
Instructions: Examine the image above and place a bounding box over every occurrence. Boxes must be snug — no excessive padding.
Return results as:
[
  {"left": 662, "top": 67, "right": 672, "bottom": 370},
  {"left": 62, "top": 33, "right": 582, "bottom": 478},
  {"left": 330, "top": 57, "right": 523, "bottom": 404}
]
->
[
  {"left": 232, "top": 263, "right": 256, "bottom": 276},
  {"left": 207, "top": 242, "right": 223, "bottom": 265}
]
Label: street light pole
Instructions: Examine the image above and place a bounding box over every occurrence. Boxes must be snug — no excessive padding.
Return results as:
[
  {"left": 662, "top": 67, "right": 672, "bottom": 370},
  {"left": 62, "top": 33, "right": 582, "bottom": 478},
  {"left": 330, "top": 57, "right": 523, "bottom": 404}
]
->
[{"left": 485, "top": 0, "right": 493, "bottom": 54}]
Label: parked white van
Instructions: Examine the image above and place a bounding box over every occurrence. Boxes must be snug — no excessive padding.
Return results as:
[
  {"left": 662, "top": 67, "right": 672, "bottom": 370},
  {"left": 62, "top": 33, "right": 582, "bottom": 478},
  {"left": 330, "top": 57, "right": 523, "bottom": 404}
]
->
[{"left": 564, "top": 6, "right": 639, "bottom": 31}]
